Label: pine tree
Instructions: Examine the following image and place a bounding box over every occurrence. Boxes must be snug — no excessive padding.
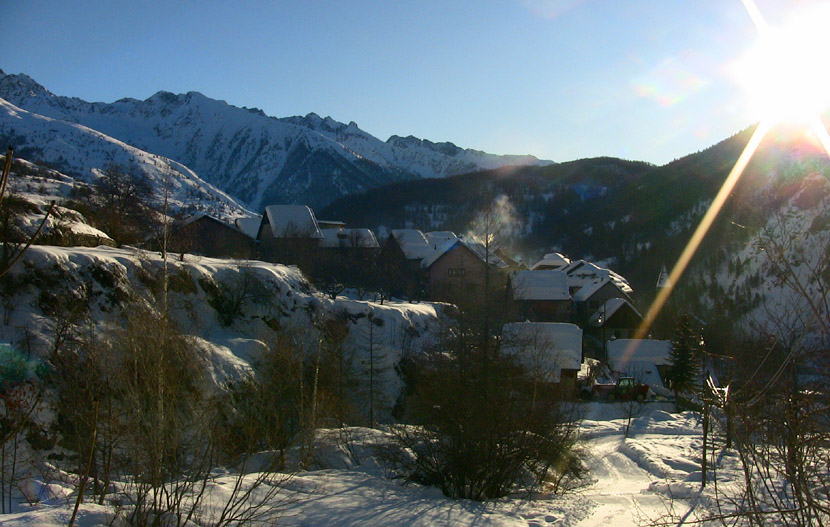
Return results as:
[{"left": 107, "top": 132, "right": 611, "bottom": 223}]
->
[{"left": 669, "top": 313, "right": 702, "bottom": 400}]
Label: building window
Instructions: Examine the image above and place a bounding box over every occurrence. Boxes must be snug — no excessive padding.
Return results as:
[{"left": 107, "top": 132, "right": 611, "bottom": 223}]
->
[{"left": 448, "top": 268, "right": 466, "bottom": 277}]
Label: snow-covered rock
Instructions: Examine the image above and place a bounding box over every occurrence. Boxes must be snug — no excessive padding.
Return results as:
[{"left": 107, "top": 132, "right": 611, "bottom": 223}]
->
[{"left": 1, "top": 245, "right": 442, "bottom": 419}]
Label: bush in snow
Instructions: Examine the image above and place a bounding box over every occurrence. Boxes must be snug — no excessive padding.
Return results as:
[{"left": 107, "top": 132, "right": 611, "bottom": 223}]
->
[{"left": 386, "top": 336, "right": 584, "bottom": 500}]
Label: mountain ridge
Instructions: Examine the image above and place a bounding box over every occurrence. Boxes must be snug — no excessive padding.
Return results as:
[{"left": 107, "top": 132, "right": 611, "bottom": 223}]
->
[
  {"left": 321, "top": 122, "right": 830, "bottom": 332},
  {"left": 0, "top": 69, "right": 551, "bottom": 210},
  {"left": 0, "top": 97, "right": 253, "bottom": 222}
]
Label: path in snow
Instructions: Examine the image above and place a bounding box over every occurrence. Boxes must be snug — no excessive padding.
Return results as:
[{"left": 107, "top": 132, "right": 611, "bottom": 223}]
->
[
  {"left": 576, "top": 435, "right": 670, "bottom": 526},
  {"left": 575, "top": 403, "right": 695, "bottom": 527}
]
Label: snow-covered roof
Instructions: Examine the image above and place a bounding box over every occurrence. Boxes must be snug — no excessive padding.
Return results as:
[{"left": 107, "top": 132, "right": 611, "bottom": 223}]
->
[
  {"left": 318, "top": 219, "right": 346, "bottom": 229},
  {"left": 510, "top": 270, "right": 569, "bottom": 301},
  {"left": 501, "top": 322, "right": 583, "bottom": 381},
  {"left": 351, "top": 229, "right": 379, "bottom": 248},
  {"left": 259, "top": 205, "right": 323, "bottom": 240},
  {"left": 420, "top": 240, "right": 456, "bottom": 269},
  {"left": 420, "top": 238, "right": 508, "bottom": 270},
  {"left": 424, "top": 231, "right": 459, "bottom": 249},
  {"left": 571, "top": 277, "right": 612, "bottom": 302},
  {"left": 320, "top": 228, "right": 380, "bottom": 248},
  {"left": 391, "top": 229, "right": 434, "bottom": 260},
  {"left": 236, "top": 215, "right": 262, "bottom": 238},
  {"left": 178, "top": 213, "right": 248, "bottom": 235},
  {"left": 564, "top": 260, "right": 631, "bottom": 293},
  {"left": 565, "top": 260, "right": 632, "bottom": 300},
  {"left": 563, "top": 259, "right": 590, "bottom": 275},
  {"left": 177, "top": 212, "right": 212, "bottom": 228},
  {"left": 606, "top": 339, "right": 672, "bottom": 371},
  {"left": 604, "top": 271, "right": 632, "bottom": 292},
  {"left": 531, "top": 252, "right": 570, "bottom": 271},
  {"left": 463, "top": 240, "right": 508, "bottom": 268},
  {"left": 588, "top": 298, "right": 642, "bottom": 327}
]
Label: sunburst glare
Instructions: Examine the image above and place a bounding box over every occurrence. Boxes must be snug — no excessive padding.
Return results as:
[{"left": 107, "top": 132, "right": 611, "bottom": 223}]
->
[
  {"left": 733, "top": 3, "right": 830, "bottom": 125},
  {"left": 629, "top": 0, "right": 830, "bottom": 353}
]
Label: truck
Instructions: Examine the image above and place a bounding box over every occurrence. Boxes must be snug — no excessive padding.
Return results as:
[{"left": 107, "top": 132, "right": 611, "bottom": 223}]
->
[{"left": 585, "top": 377, "right": 649, "bottom": 402}]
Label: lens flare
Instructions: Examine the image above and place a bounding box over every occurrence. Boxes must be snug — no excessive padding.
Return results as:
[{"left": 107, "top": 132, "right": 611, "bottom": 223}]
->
[
  {"left": 733, "top": 3, "right": 830, "bottom": 124},
  {"left": 622, "top": 0, "right": 830, "bottom": 364},
  {"left": 631, "top": 120, "right": 771, "bottom": 342}
]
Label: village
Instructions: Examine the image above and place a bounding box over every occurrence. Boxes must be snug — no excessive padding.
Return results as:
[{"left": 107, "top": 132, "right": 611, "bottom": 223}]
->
[
  {"left": 173, "top": 204, "right": 675, "bottom": 399},
  {"left": 4, "top": 1, "right": 829, "bottom": 520}
]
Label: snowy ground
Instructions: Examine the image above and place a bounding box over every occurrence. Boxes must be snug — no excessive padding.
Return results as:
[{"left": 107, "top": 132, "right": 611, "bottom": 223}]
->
[{"left": 1, "top": 403, "right": 731, "bottom": 527}]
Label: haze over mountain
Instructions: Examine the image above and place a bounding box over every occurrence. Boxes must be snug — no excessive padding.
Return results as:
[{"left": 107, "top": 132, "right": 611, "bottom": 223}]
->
[{"left": 0, "top": 70, "right": 550, "bottom": 212}]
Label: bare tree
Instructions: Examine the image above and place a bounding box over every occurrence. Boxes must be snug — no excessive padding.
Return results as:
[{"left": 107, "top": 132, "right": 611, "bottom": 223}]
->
[
  {"left": 92, "top": 164, "right": 155, "bottom": 246},
  {"left": 616, "top": 365, "right": 649, "bottom": 439},
  {"left": 0, "top": 147, "right": 54, "bottom": 279},
  {"left": 661, "top": 207, "right": 830, "bottom": 526},
  {"left": 0, "top": 345, "right": 43, "bottom": 514},
  {"left": 465, "top": 194, "right": 518, "bottom": 347}
]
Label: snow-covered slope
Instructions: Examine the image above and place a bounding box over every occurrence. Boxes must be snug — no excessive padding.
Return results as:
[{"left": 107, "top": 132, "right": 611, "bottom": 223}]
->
[
  {"left": 0, "top": 403, "right": 734, "bottom": 527},
  {"left": 696, "top": 172, "right": 830, "bottom": 338},
  {"left": 1, "top": 245, "right": 441, "bottom": 417},
  {"left": 0, "top": 70, "right": 550, "bottom": 210},
  {"left": 0, "top": 98, "right": 253, "bottom": 222},
  {"left": 4, "top": 160, "right": 114, "bottom": 245}
]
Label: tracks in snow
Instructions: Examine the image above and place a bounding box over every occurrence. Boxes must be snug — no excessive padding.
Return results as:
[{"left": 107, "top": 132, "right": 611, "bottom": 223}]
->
[{"left": 575, "top": 435, "right": 685, "bottom": 527}]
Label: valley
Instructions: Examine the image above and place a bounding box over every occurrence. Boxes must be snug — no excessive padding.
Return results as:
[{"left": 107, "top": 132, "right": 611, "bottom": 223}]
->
[{"left": 0, "top": 69, "right": 827, "bottom": 527}]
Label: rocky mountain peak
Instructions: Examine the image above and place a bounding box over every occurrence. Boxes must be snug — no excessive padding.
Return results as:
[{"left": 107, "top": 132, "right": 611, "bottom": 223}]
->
[
  {"left": 0, "top": 70, "right": 52, "bottom": 100},
  {"left": 0, "top": 71, "right": 551, "bottom": 211}
]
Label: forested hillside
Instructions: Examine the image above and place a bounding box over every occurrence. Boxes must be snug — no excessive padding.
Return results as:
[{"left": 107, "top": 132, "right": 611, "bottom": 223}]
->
[{"left": 322, "top": 123, "right": 830, "bottom": 336}]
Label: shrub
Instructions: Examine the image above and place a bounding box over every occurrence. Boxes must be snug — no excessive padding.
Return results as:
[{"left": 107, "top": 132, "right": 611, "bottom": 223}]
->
[
  {"left": 388, "top": 342, "right": 583, "bottom": 500},
  {"left": 202, "top": 268, "right": 269, "bottom": 327}
]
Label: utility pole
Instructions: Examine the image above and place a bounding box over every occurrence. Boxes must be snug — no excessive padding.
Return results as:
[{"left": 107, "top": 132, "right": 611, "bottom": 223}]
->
[{"left": 599, "top": 302, "right": 607, "bottom": 362}]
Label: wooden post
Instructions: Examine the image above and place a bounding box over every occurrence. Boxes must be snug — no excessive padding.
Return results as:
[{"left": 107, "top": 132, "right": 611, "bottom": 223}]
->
[
  {"left": 702, "top": 399, "right": 709, "bottom": 487},
  {"left": 725, "top": 384, "right": 733, "bottom": 449}
]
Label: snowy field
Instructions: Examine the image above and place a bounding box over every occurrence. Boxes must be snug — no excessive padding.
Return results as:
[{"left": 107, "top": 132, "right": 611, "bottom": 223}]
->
[{"left": 0, "top": 403, "right": 732, "bottom": 527}]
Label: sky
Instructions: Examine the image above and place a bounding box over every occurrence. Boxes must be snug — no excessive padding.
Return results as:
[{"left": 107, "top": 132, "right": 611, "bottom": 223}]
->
[{"left": 0, "top": 1, "right": 814, "bottom": 165}]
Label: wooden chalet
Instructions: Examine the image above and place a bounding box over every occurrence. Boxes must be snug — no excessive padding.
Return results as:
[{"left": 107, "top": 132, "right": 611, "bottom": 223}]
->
[
  {"left": 256, "top": 205, "right": 323, "bottom": 266},
  {"left": 378, "top": 229, "right": 434, "bottom": 298},
  {"left": 169, "top": 214, "right": 255, "bottom": 259},
  {"left": 420, "top": 238, "right": 508, "bottom": 304}
]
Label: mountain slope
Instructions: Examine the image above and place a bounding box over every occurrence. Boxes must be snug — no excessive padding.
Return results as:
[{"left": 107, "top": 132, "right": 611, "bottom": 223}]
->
[
  {"left": 321, "top": 124, "right": 830, "bottom": 330},
  {"left": 0, "top": 70, "right": 550, "bottom": 210},
  {"left": 0, "top": 98, "right": 252, "bottom": 222}
]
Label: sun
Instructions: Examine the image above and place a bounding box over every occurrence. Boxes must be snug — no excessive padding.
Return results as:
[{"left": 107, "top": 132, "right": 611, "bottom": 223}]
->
[
  {"left": 733, "top": 3, "right": 830, "bottom": 125},
  {"left": 628, "top": 1, "right": 830, "bottom": 347}
]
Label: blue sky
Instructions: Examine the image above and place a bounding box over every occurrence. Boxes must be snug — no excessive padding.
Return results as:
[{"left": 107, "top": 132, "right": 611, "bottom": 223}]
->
[{"left": 0, "top": 1, "right": 791, "bottom": 164}]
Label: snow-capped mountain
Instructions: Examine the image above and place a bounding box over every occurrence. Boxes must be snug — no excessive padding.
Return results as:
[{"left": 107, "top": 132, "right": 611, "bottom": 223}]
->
[
  {"left": 0, "top": 70, "right": 550, "bottom": 211},
  {"left": 0, "top": 98, "right": 252, "bottom": 222},
  {"left": 283, "top": 112, "right": 548, "bottom": 179}
]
